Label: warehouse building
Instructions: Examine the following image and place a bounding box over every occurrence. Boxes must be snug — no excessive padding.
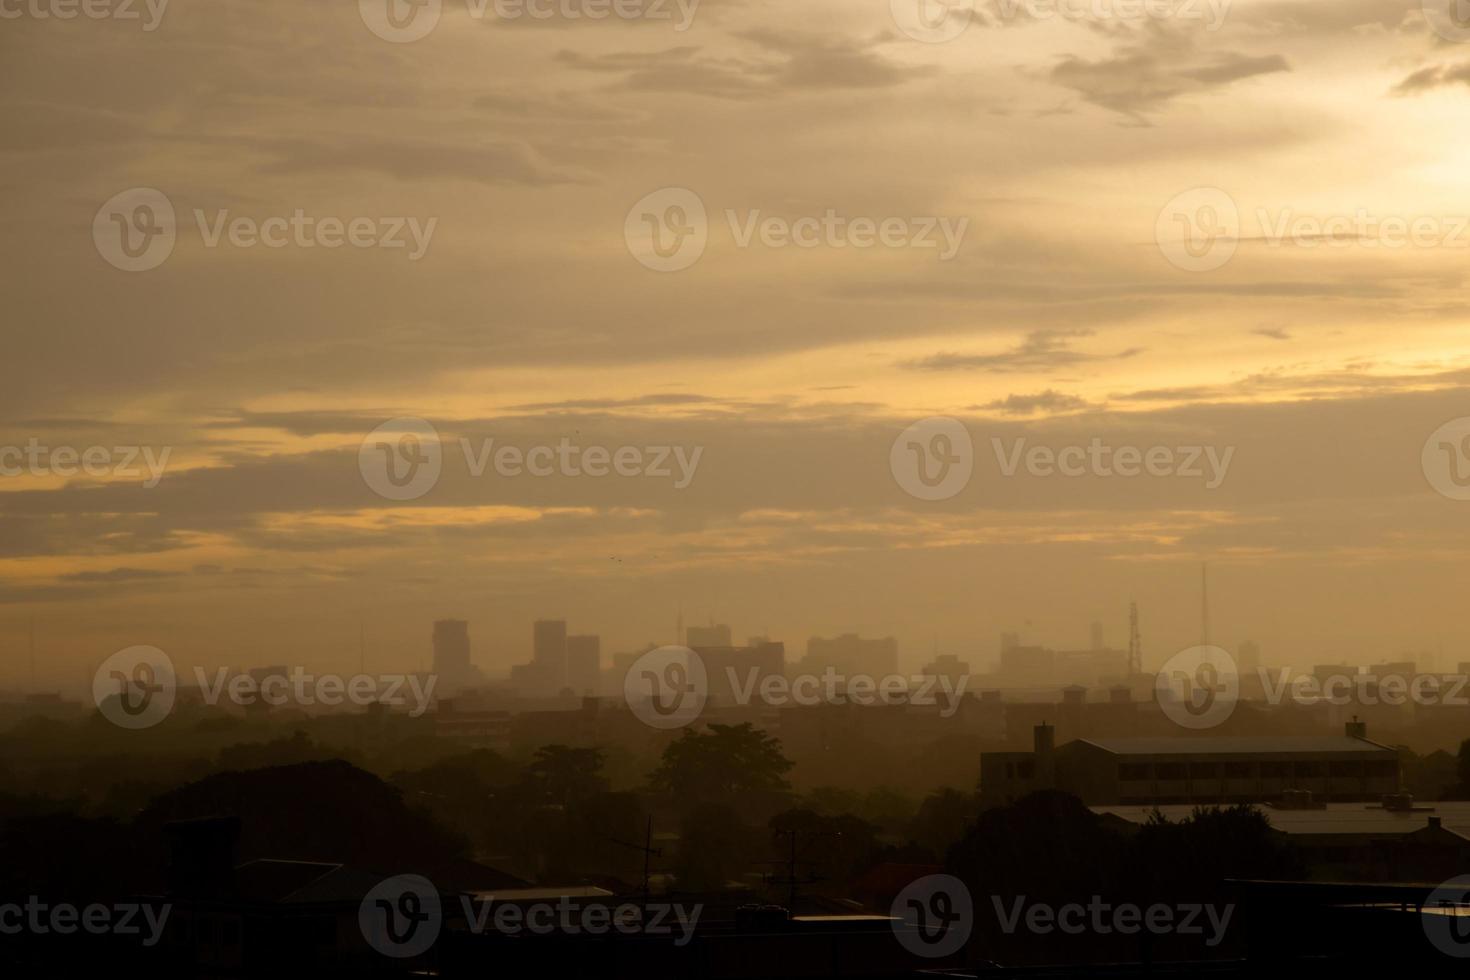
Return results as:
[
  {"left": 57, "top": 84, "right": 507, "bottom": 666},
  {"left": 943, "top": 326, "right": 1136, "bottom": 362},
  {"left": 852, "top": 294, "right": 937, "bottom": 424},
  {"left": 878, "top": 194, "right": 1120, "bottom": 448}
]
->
[{"left": 981, "top": 719, "right": 1399, "bottom": 805}]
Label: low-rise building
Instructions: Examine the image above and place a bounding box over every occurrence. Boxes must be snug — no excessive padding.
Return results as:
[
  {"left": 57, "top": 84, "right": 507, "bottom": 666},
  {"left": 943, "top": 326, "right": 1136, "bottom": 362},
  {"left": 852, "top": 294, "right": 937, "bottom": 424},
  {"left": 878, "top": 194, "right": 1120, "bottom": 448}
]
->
[{"left": 982, "top": 720, "right": 1399, "bottom": 805}]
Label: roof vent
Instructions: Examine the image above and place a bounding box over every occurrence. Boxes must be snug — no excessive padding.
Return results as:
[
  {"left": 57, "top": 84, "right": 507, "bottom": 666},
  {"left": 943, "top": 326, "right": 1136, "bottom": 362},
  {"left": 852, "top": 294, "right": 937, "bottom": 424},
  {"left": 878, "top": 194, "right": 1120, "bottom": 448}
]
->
[{"left": 1380, "top": 792, "right": 1415, "bottom": 812}]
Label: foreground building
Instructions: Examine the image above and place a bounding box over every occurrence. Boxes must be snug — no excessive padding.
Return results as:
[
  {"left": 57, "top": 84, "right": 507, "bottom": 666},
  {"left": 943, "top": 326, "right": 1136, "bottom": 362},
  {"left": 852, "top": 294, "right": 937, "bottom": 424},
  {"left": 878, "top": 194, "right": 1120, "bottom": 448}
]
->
[{"left": 982, "top": 720, "right": 1400, "bottom": 805}]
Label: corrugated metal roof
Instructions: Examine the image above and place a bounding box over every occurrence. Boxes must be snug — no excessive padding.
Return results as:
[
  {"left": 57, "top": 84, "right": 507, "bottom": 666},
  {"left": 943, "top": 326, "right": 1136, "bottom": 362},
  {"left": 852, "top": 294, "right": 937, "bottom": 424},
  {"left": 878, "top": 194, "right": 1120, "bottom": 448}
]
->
[
  {"left": 1093, "top": 802, "right": 1470, "bottom": 837},
  {"left": 1076, "top": 736, "right": 1394, "bottom": 755}
]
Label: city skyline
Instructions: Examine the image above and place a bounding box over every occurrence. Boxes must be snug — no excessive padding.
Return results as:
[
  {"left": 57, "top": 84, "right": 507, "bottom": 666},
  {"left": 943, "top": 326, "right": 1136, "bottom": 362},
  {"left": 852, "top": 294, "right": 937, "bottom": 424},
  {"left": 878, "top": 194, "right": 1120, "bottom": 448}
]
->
[{"left": 3, "top": 595, "right": 1451, "bottom": 698}]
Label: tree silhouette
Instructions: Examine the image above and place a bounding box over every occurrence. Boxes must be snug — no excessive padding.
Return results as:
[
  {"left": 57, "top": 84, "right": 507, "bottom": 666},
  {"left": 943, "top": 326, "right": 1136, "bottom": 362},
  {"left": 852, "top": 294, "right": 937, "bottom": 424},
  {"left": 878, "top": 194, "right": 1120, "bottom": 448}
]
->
[
  {"left": 649, "top": 723, "right": 793, "bottom": 802},
  {"left": 134, "top": 759, "right": 468, "bottom": 872},
  {"left": 524, "top": 745, "right": 609, "bottom": 806}
]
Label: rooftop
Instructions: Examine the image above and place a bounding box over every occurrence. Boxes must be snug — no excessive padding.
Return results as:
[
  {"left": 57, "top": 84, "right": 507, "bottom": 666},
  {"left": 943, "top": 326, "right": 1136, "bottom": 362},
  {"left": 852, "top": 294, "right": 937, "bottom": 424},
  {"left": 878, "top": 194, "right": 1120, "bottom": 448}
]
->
[
  {"left": 1094, "top": 802, "right": 1470, "bottom": 838},
  {"left": 1076, "top": 736, "right": 1393, "bottom": 756}
]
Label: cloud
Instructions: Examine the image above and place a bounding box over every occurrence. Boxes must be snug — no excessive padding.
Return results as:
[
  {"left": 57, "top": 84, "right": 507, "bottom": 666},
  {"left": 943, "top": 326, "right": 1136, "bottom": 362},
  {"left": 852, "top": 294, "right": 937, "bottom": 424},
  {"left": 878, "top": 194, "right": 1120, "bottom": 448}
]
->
[
  {"left": 1049, "top": 23, "right": 1290, "bottom": 119},
  {"left": 557, "top": 30, "right": 931, "bottom": 99},
  {"left": 1392, "top": 61, "right": 1470, "bottom": 95},
  {"left": 904, "top": 329, "right": 1144, "bottom": 373},
  {"left": 975, "top": 390, "right": 1095, "bottom": 415},
  {"left": 59, "top": 568, "right": 181, "bottom": 583},
  {"left": 1112, "top": 364, "right": 1470, "bottom": 403},
  {"left": 1240, "top": 0, "right": 1421, "bottom": 35},
  {"left": 507, "top": 393, "right": 720, "bottom": 411},
  {"left": 254, "top": 136, "right": 583, "bottom": 187}
]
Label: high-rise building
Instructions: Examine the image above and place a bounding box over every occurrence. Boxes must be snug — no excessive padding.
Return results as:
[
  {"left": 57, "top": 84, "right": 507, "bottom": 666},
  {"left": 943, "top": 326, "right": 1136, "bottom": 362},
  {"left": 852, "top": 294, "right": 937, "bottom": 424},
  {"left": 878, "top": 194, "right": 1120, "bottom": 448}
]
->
[
  {"left": 1090, "top": 621, "right": 1105, "bottom": 651},
  {"left": 434, "top": 620, "right": 470, "bottom": 674},
  {"left": 1238, "top": 640, "right": 1261, "bottom": 673},
  {"left": 565, "top": 635, "right": 601, "bottom": 696},
  {"left": 802, "top": 634, "right": 898, "bottom": 677},
  {"left": 920, "top": 653, "right": 971, "bottom": 692},
  {"left": 701, "top": 640, "right": 786, "bottom": 705},
  {"left": 533, "top": 619, "right": 567, "bottom": 690},
  {"left": 432, "top": 620, "right": 482, "bottom": 694},
  {"left": 687, "top": 622, "right": 733, "bottom": 648}
]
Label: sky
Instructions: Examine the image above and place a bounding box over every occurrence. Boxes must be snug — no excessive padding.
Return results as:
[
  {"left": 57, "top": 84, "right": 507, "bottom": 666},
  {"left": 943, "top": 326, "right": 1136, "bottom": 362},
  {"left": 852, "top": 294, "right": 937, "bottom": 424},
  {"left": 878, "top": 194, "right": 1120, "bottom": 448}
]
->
[{"left": 4, "top": 0, "right": 1470, "bottom": 688}]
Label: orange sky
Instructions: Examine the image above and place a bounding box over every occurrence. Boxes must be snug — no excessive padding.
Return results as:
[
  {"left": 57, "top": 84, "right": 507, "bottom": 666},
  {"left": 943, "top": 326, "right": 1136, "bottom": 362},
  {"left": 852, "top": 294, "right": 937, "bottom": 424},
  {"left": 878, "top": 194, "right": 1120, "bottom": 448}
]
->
[{"left": 4, "top": 0, "right": 1470, "bottom": 688}]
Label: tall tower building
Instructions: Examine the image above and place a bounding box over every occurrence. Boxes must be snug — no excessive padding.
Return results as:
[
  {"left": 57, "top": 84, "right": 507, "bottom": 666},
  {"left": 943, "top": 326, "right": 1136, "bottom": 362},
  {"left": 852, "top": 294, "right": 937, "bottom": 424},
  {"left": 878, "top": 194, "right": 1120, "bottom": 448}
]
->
[
  {"left": 566, "top": 635, "right": 601, "bottom": 696},
  {"left": 432, "top": 619, "right": 483, "bottom": 694},
  {"left": 433, "top": 620, "right": 471, "bottom": 676},
  {"left": 533, "top": 619, "right": 568, "bottom": 690}
]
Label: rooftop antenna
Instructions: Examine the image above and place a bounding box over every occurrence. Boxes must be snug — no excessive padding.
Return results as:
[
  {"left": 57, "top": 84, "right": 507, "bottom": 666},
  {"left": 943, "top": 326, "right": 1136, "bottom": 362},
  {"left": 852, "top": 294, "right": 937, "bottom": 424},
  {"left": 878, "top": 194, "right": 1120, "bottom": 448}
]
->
[
  {"left": 1200, "top": 561, "right": 1211, "bottom": 648},
  {"left": 609, "top": 817, "right": 662, "bottom": 915},
  {"left": 1127, "top": 601, "right": 1142, "bottom": 677},
  {"left": 29, "top": 614, "right": 37, "bottom": 694},
  {"left": 764, "top": 828, "right": 838, "bottom": 910},
  {"left": 359, "top": 619, "right": 366, "bottom": 677}
]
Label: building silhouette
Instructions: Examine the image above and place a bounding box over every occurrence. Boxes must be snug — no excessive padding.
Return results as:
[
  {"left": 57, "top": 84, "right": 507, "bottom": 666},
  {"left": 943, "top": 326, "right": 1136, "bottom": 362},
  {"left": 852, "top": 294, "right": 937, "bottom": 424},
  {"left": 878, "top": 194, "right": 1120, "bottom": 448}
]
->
[
  {"left": 686, "top": 622, "right": 732, "bottom": 648},
  {"left": 565, "top": 634, "right": 601, "bottom": 697},
  {"left": 799, "top": 634, "right": 898, "bottom": 677},
  {"left": 432, "top": 620, "right": 483, "bottom": 695},
  {"left": 982, "top": 719, "right": 1401, "bottom": 806}
]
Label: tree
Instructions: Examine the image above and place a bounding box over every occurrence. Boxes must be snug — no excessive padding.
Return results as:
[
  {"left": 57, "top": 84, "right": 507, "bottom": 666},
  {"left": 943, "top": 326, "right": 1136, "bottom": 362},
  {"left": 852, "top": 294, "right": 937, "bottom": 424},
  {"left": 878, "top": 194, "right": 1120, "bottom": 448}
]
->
[
  {"left": 1132, "top": 804, "right": 1301, "bottom": 902},
  {"left": 768, "top": 807, "right": 881, "bottom": 893},
  {"left": 674, "top": 803, "right": 762, "bottom": 892},
  {"left": 648, "top": 723, "right": 793, "bottom": 801},
  {"left": 524, "top": 745, "right": 609, "bottom": 806},
  {"left": 910, "top": 787, "right": 981, "bottom": 857},
  {"left": 135, "top": 759, "right": 468, "bottom": 869},
  {"left": 216, "top": 730, "right": 341, "bottom": 772}
]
